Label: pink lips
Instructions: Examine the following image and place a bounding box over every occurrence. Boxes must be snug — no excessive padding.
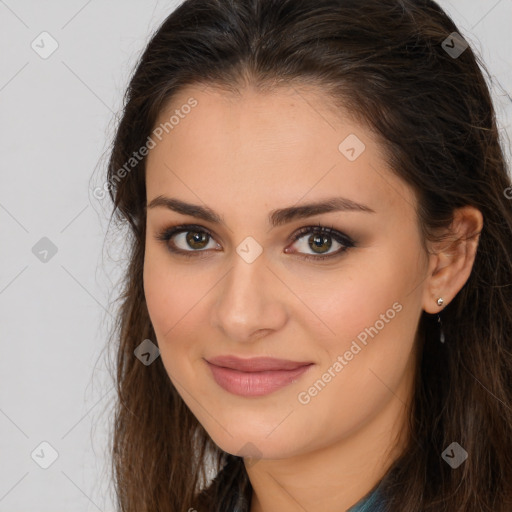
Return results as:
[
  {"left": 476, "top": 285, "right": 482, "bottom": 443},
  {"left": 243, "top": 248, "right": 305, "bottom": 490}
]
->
[{"left": 205, "top": 355, "right": 314, "bottom": 397}]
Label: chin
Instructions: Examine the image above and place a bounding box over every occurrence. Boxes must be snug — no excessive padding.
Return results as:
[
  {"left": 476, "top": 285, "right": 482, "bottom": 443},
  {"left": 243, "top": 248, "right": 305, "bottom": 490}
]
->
[{"left": 206, "top": 426, "right": 302, "bottom": 462}]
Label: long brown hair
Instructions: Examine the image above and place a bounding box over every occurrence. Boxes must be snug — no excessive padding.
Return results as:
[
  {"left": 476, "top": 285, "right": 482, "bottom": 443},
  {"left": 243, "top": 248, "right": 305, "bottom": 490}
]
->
[{"left": 102, "top": 0, "right": 512, "bottom": 510}]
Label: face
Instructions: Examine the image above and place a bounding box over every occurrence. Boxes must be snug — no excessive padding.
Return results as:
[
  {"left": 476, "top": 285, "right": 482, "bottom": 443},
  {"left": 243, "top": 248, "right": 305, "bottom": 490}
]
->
[{"left": 143, "top": 83, "right": 429, "bottom": 461}]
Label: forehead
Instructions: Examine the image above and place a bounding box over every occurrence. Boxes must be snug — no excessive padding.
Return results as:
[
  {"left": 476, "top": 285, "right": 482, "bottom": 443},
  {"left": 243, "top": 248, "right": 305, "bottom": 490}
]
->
[{"left": 145, "top": 84, "right": 415, "bottom": 220}]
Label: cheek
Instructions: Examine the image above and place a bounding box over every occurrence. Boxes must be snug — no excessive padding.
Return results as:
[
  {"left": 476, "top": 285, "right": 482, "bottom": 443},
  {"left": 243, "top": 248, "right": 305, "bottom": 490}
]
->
[
  {"left": 289, "top": 251, "right": 405, "bottom": 342},
  {"left": 142, "top": 253, "right": 199, "bottom": 388},
  {"left": 294, "top": 245, "right": 422, "bottom": 384},
  {"left": 143, "top": 253, "right": 172, "bottom": 331},
  {"left": 291, "top": 275, "right": 419, "bottom": 451},
  {"left": 142, "top": 247, "right": 216, "bottom": 361},
  {"left": 143, "top": 247, "right": 187, "bottom": 340}
]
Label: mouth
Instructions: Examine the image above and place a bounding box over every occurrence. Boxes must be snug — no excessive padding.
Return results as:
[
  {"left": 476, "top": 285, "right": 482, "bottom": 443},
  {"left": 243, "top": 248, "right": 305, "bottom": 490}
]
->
[{"left": 204, "top": 356, "right": 314, "bottom": 397}]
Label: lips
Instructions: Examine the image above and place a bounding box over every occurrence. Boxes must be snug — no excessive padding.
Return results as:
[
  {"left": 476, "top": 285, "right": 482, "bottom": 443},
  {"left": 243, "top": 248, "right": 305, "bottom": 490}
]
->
[
  {"left": 204, "top": 355, "right": 314, "bottom": 397},
  {"left": 206, "top": 355, "right": 312, "bottom": 372}
]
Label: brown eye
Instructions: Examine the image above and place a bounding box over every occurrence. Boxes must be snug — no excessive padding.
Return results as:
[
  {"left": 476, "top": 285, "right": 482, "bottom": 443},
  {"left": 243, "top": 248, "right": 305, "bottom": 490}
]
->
[
  {"left": 155, "top": 224, "right": 220, "bottom": 258},
  {"left": 307, "top": 233, "right": 333, "bottom": 254},
  {"left": 184, "top": 230, "right": 210, "bottom": 250},
  {"left": 287, "top": 225, "right": 355, "bottom": 261}
]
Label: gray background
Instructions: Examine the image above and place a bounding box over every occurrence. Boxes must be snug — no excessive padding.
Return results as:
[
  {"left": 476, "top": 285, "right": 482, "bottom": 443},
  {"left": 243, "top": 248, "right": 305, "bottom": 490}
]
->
[{"left": 1, "top": 1, "right": 511, "bottom": 510}]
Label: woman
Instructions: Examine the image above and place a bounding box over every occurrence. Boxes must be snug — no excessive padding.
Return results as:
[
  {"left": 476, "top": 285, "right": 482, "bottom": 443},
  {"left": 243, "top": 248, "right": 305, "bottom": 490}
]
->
[{"left": 104, "top": 0, "right": 512, "bottom": 510}]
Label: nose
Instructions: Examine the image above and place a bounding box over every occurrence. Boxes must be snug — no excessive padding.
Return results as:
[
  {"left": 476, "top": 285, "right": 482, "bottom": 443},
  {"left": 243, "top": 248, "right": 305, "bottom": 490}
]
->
[{"left": 211, "top": 251, "right": 288, "bottom": 344}]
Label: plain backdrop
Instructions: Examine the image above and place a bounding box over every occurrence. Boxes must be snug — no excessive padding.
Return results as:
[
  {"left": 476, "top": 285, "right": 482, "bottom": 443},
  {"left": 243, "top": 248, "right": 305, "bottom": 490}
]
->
[{"left": 0, "top": 1, "right": 511, "bottom": 510}]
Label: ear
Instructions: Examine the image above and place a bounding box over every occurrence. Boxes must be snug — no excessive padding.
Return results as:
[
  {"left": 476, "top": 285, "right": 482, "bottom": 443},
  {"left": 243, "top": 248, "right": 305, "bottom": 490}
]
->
[{"left": 422, "top": 206, "right": 483, "bottom": 314}]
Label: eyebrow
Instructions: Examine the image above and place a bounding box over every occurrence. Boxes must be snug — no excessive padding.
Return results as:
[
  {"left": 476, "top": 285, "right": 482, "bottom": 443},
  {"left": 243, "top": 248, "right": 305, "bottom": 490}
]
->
[{"left": 146, "top": 195, "right": 375, "bottom": 228}]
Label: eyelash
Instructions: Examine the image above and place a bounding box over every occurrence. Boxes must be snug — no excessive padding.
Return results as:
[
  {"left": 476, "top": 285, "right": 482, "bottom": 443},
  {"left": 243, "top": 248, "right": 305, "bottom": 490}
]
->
[{"left": 154, "top": 223, "right": 356, "bottom": 262}]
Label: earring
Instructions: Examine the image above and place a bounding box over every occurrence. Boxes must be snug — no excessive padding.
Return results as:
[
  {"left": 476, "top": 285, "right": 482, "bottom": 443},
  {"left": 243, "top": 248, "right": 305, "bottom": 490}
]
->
[{"left": 436, "top": 297, "right": 445, "bottom": 343}]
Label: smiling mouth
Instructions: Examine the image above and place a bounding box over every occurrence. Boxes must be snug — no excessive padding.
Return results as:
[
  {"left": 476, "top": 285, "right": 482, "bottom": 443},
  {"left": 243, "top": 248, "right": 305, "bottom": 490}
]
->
[{"left": 204, "top": 357, "right": 314, "bottom": 397}]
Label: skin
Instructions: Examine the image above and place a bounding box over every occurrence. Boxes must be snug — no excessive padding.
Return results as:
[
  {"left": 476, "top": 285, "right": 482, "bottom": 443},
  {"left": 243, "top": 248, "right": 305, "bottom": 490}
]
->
[{"left": 143, "top": 83, "right": 483, "bottom": 512}]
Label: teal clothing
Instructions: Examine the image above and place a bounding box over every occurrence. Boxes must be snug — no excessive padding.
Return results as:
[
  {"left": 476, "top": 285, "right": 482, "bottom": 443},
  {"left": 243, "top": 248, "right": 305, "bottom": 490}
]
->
[{"left": 346, "top": 479, "right": 387, "bottom": 512}]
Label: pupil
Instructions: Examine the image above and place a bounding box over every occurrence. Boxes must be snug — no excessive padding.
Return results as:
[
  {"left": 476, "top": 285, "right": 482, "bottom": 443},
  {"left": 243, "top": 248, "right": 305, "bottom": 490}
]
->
[
  {"left": 310, "top": 234, "right": 331, "bottom": 254},
  {"left": 187, "top": 231, "right": 208, "bottom": 249}
]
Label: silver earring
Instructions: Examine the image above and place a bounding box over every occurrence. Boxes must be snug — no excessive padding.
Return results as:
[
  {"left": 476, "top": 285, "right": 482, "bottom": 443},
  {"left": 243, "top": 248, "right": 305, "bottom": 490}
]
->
[{"left": 436, "top": 298, "right": 445, "bottom": 343}]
